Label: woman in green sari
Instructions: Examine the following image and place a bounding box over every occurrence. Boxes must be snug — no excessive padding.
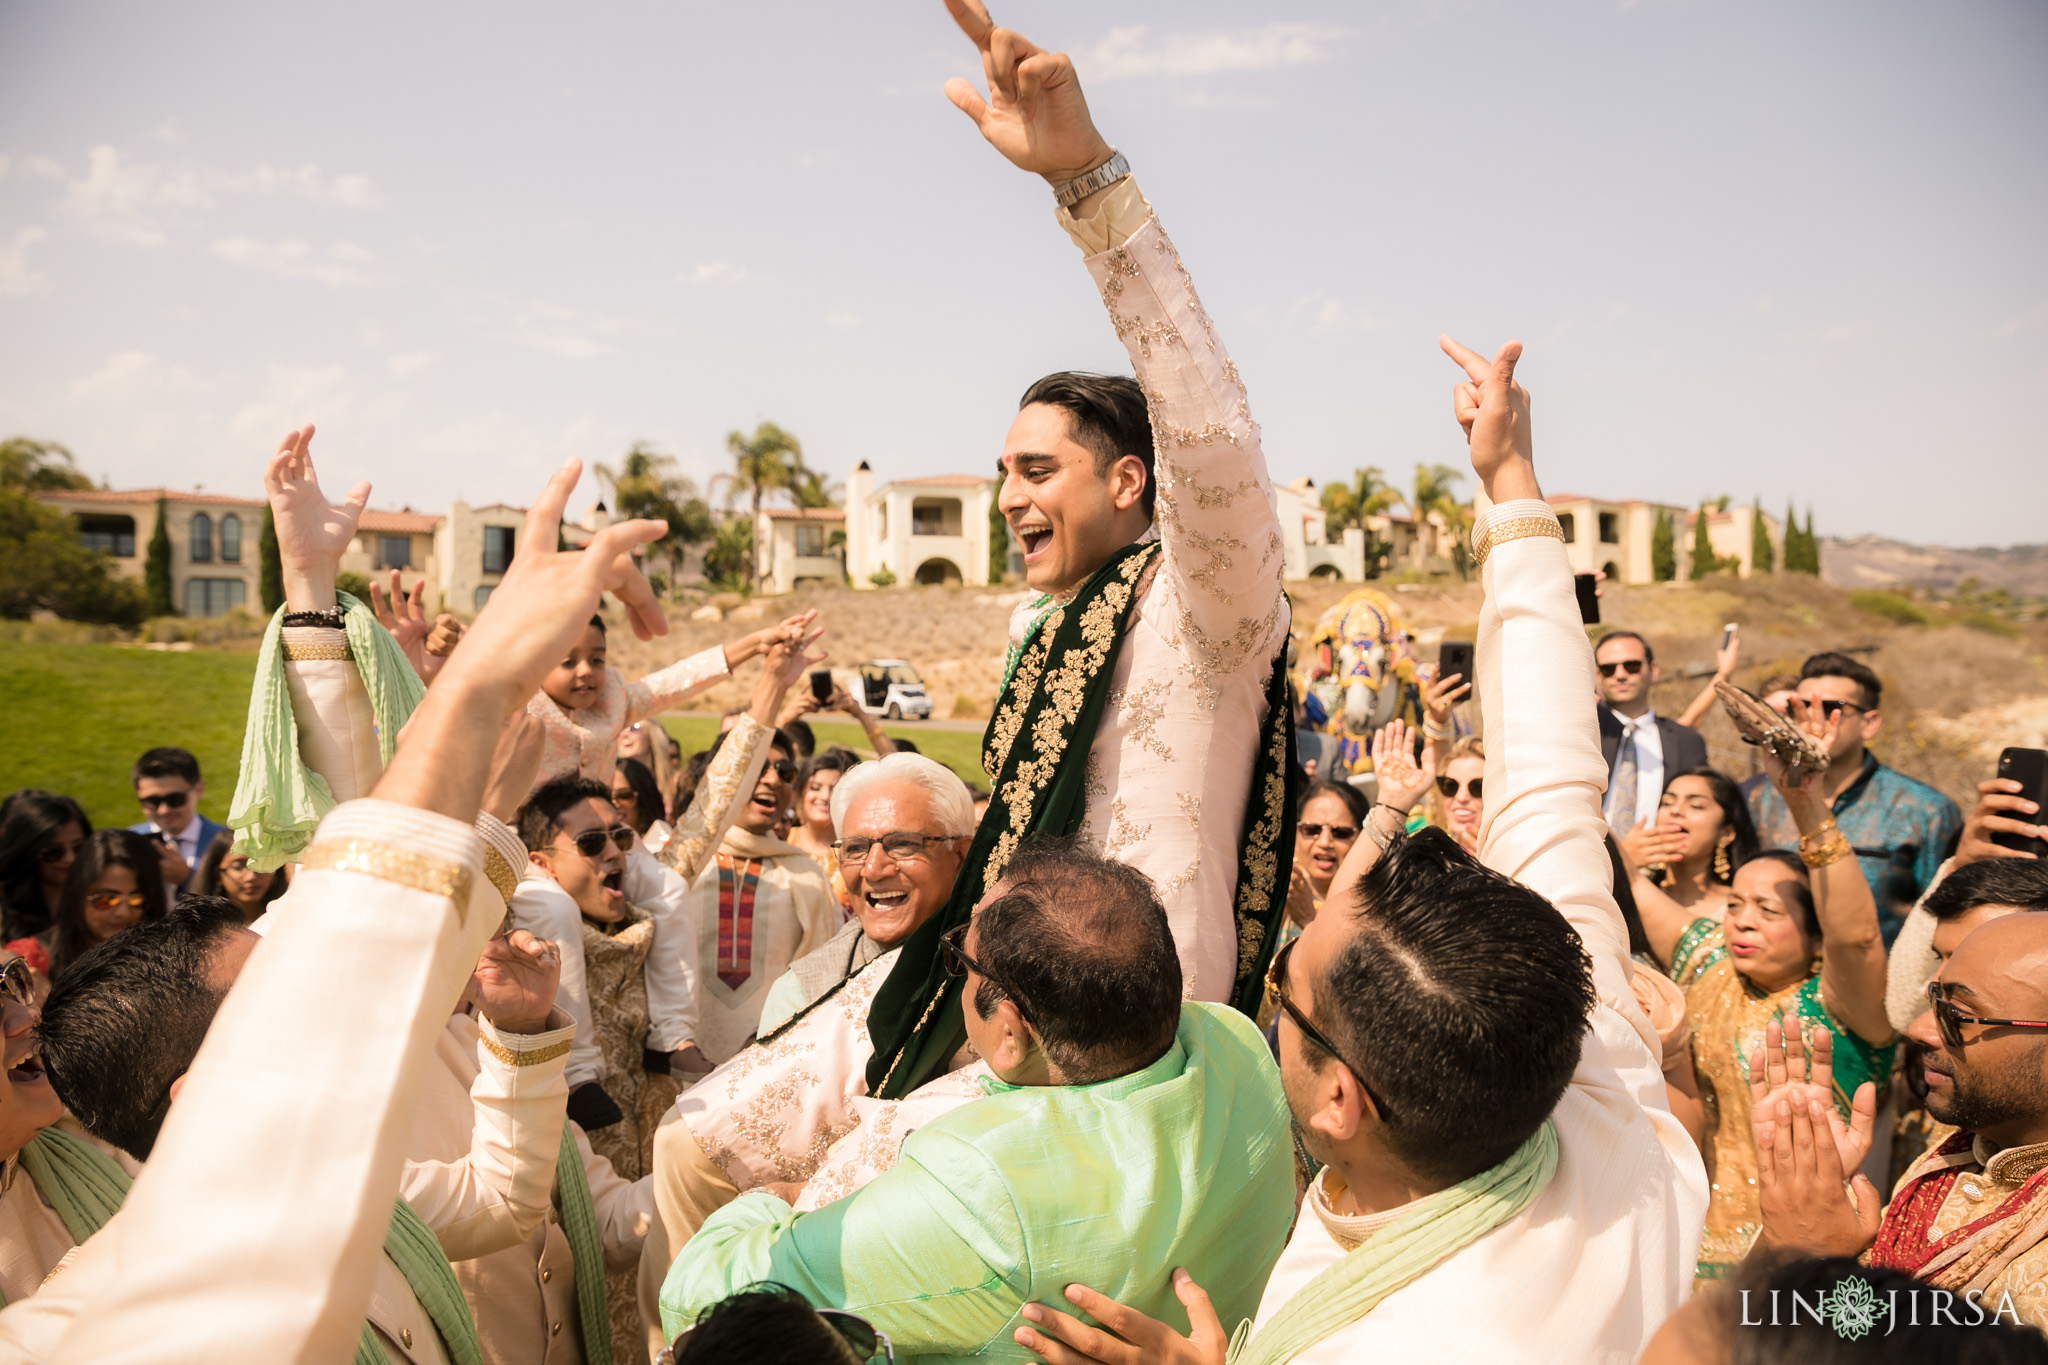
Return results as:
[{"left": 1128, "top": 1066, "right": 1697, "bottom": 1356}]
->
[{"left": 1630, "top": 705, "right": 1894, "bottom": 1286}]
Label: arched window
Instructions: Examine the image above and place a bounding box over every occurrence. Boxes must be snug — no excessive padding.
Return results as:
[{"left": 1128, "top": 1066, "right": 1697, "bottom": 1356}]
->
[
  {"left": 219, "top": 513, "right": 242, "bottom": 562},
  {"left": 189, "top": 512, "right": 214, "bottom": 562}
]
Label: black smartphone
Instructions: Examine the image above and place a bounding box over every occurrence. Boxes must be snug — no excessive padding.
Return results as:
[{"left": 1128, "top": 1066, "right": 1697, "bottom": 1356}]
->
[
  {"left": 809, "top": 669, "right": 834, "bottom": 704},
  {"left": 1437, "top": 640, "right": 1474, "bottom": 690},
  {"left": 1993, "top": 747, "right": 2048, "bottom": 857},
  {"left": 1574, "top": 573, "right": 1601, "bottom": 625}
]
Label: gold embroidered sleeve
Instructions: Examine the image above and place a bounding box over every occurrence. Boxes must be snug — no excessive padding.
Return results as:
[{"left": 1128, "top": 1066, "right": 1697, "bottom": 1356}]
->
[{"left": 661, "top": 714, "right": 771, "bottom": 883}]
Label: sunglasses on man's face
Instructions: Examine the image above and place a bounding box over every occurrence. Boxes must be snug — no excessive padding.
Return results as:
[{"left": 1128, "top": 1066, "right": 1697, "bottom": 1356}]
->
[
  {"left": 1265, "top": 937, "right": 1397, "bottom": 1124},
  {"left": 1596, "top": 659, "right": 1646, "bottom": 678},
  {"left": 939, "top": 921, "right": 1038, "bottom": 1028},
  {"left": 1813, "top": 699, "right": 1865, "bottom": 720},
  {"left": 1297, "top": 822, "right": 1358, "bottom": 842},
  {"left": 768, "top": 759, "right": 796, "bottom": 781},
  {"left": 138, "top": 791, "right": 189, "bottom": 811},
  {"left": 1437, "top": 776, "right": 1483, "bottom": 800},
  {"left": 0, "top": 957, "right": 33, "bottom": 1009},
  {"left": 1926, "top": 980, "right": 2048, "bottom": 1052},
  {"left": 86, "top": 890, "right": 150, "bottom": 911},
  {"left": 565, "top": 826, "right": 635, "bottom": 859}
]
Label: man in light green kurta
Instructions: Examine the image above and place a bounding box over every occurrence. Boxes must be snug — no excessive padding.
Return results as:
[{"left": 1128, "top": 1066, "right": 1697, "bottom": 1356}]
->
[{"left": 659, "top": 843, "right": 1296, "bottom": 1361}]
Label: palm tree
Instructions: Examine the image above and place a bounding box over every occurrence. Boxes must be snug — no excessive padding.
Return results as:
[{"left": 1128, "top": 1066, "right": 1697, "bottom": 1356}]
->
[
  {"left": 594, "top": 442, "right": 712, "bottom": 592},
  {"left": 1319, "top": 466, "right": 1398, "bottom": 535}
]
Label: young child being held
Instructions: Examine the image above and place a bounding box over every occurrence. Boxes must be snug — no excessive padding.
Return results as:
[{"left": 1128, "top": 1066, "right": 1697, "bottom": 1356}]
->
[{"left": 528, "top": 607, "right": 816, "bottom": 784}]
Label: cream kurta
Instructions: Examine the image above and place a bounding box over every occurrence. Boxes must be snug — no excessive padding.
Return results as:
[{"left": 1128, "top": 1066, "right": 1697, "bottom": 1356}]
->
[
  {"left": 1246, "top": 500, "right": 1708, "bottom": 1362},
  {"left": 527, "top": 647, "right": 731, "bottom": 786},
  {"left": 1043, "top": 178, "right": 1288, "bottom": 1002},
  {"left": 683, "top": 829, "right": 838, "bottom": 1064},
  {"left": 0, "top": 1122, "right": 142, "bottom": 1306}
]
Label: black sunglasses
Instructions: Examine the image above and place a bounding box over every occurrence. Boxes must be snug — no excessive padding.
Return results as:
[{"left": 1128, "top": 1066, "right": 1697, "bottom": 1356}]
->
[
  {"left": 769, "top": 759, "right": 796, "bottom": 781},
  {"left": 1297, "top": 822, "right": 1358, "bottom": 842},
  {"left": 1814, "top": 699, "right": 1865, "bottom": 720},
  {"left": 0, "top": 957, "right": 33, "bottom": 1009},
  {"left": 1266, "top": 937, "right": 1397, "bottom": 1123},
  {"left": 939, "top": 922, "right": 1037, "bottom": 1027},
  {"left": 567, "top": 826, "right": 635, "bottom": 858},
  {"left": 37, "top": 838, "right": 83, "bottom": 865},
  {"left": 1437, "top": 776, "right": 1483, "bottom": 800},
  {"left": 1926, "top": 980, "right": 2048, "bottom": 1052},
  {"left": 138, "top": 791, "right": 189, "bottom": 810},
  {"left": 1596, "top": 659, "right": 1646, "bottom": 678}
]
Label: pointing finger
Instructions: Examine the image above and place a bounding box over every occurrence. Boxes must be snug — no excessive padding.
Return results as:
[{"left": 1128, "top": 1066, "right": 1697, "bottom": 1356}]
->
[
  {"left": 521, "top": 459, "right": 581, "bottom": 557},
  {"left": 944, "top": 0, "right": 995, "bottom": 47},
  {"left": 1439, "top": 334, "right": 1491, "bottom": 383}
]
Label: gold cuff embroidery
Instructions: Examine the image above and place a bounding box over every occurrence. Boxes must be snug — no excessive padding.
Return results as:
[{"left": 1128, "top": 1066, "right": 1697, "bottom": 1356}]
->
[
  {"left": 284, "top": 642, "right": 352, "bottom": 661},
  {"left": 481, "top": 845, "right": 520, "bottom": 907},
  {"left": 479, "top": 1034, "right": 572, "bottom": 1068},
  {"left": 1472, "top": 515, "right": 1565, "bottom": 570},
  {"left": 300, "top": 839, "right": 474, "bottom": 909}
]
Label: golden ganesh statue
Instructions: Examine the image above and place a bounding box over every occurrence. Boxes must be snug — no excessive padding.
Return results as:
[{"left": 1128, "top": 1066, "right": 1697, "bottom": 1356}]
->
[{"left": 1299, "top": 588, "right": 1424, "bottom": 777}]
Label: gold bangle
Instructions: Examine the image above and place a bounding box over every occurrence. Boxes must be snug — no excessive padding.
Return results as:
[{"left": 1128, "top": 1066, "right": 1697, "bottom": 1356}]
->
[
  {"left": 479, "top": 1033, "right": 572, "bottom": 1069},
  {"left": 1471, "top": 514, "right": 1564, "bottom": 570},
  {"left": 284, "top": 642, "right": 352, "bottom": 661},
  {"left": 1799, "top": 831, "right": 1853, "bottom": 869}
]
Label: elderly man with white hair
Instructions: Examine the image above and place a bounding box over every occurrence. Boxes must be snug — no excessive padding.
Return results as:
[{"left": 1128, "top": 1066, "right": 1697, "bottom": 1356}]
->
[{"left": 753, "top": 753, "right": 977, "bottom": 1037}]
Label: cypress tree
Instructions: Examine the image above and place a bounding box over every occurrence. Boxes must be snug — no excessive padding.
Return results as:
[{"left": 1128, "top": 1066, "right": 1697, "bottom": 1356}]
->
[
  {"left": 1651, "top": 509, "right": 1677, "bottom": 582},
  {"left": 144, "top": 495, "right": 175, "bottom": 616},
  {"left": 1689, "top": 504, "right": 1717, "bottom": 580},
  {"left": 258, "top": 504, "right": 284, "bottom": 612},
  {"left": 1750, "top": 497, "right": 1774, "bottom": 574},
  {"left": 1802, "top": 508, "right": 1820, "bottom": 574}
]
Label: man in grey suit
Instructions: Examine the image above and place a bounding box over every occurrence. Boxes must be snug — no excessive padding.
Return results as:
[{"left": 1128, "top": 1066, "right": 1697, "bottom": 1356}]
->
[
  {"left": 1593, "top": 630, "right": 1707, "bottom": 838},
  {"left": 126, "top": 745, "right": 226, "bottom": 896}
]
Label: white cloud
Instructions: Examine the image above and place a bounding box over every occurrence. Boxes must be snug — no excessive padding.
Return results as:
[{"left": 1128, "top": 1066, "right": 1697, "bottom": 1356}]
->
[
  {"left": 486, "top": 295, "right": 623, "bottom": 358},
  {"left": 0, "top": 226, "right": 51, "bottom": 296},
  {"left": 1286, "top": 294, "right": 1375, "bottom": 337},
  {"left": 69, "top": 350, "right": 210, "bottom": 398},
  {"left": 1083, "top": 23, "right": 1356, "bottom": 80},
  {"left": 825, "top": 310, "right": 859, "bottom": 331},
  {"left": 223, "top": 163, "right": 381, "bottom": 208},
  {"left": 212, "top": 237, "right": 387, "bottom": 289},
  {"left": 686, "top": 261, "right": 748, "bottom": 284},
  {"left": 229, "top": 361, "right": 354, "bottom": 437},
  {"left": 59, "top": 145, "right": 211, "bottom": 247},
  {"left": 0, "top": 156, "right": 64, "bottom": 185},
  {"left": 151, "top": 119, "right": 185, "bottom": 146},
  {"left": 387, "top": 349, "right": 441, "bottom": 378}
]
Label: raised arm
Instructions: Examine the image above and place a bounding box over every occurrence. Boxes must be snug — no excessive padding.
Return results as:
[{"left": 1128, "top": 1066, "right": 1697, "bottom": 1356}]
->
[
  {"left": 623, "top": 611, "right": 817, "bottom": 727},
  {"left": 1443, "top": 337, "right": 1641, "bottom": 1027},
  {"left": 941, "top": 0, "right": 1285, "bottom": 665}
]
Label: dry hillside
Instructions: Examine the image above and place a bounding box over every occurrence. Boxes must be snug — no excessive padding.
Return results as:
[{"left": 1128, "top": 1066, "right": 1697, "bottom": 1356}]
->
[{"left": 610, "top": 572, "right": 2048, "bottom": 813}]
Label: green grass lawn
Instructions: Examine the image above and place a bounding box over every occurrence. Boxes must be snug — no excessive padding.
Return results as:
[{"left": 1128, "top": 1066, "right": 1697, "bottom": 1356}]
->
[
  {"left": 657, "top": 716, "right": 990, "bottom": 788},
  {"left": 0, "top": 643, "right": 258, "bottom": 830},
  {"left": 0, "top": 642, "right": 990, "bottom": 834}
]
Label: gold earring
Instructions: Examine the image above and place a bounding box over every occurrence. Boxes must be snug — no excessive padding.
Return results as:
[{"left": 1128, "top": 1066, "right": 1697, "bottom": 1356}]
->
[{"left": 1714, "top": 838, "right": 1733, "bottom": 883}]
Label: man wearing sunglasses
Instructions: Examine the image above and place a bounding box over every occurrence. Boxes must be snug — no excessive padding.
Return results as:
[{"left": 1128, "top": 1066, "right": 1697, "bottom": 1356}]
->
[
  {"left": 126, "top": 746, "right": 224, "bottom": 898},
  {"left": 1745, "top": 651, "right": 1960, "bottom": 947},
  {"left": 1592, "top": 632, "right": 1707, "bottom": 841},
  {"left": 1752, "top": 911, "right": 2048, "bottom": 1328}
]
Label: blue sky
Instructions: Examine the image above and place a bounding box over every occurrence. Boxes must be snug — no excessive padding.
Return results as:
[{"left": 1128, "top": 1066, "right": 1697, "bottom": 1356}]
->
[{"left": 1, "top": 1, "right": 2042, "bottom": 545}]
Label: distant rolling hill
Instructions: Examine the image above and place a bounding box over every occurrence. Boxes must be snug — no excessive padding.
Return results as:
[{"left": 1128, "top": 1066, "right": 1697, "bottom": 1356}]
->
[{"left": 1822, "top": 536, "right": 2048, "bottom": 598}]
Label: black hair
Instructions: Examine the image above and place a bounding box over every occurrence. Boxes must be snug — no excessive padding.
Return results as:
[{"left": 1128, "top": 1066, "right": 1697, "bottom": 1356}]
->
[
  {"left": 1319, "top": 826, "right": 1595, "bottom": 1185},
  {"left": 770, "top": 729, "right": 799, "bottom": 762},
  {"left": 890, "top": 738, "right": 920, "bottom": 756},
  {"left": 50, "top": 829, "right": 169, "bottom": 985},
  {"left": 1923, "top": 860, "right": 2048, "bottom": 922},
  {"left": 1743, "top": 850, "right": 1820, "bottom": 941},
  {"left": 612, "top": 758, "right": 664, "bottom": 837},
  {"left": 586, "top": 613, "right": 606, "bottom": 634},
  {"left": 1298, "top": 779, "right": 1372, "bottom": 830},
  {"left": 972, "top": 838, "right": 1181, "bottom": 1084},
  {"left": 1659, "top": 766, "right": 1762, "bottom": 884},
  {"left": 1592, "top": 629, "right": 1654, "bottom": 666},
  {"left": 1699, "top": 1253, "right": 2048, "bottom": 1364},
  {"left": 1018, "top": 372, "right": 1157, "bottom": 521},
  {"left": 1800, "top": 650, "right": 1883, "bottom": 710},
  {"left": 39, "top": 896, "right": 248, "bottom": 1160},
  {"left": 672, "top": 1284, "right": 865, "bottom": 1365},
  {"left": 190, "top": 828, "right": 286, "bottom": 922},
  {"left": 0, "top": 790, "right": 92, "bottom": 942},
  {"left": 782, "top": 719, "right": 816, "bottom": 761},
  {"left": 132, "top": 746, "right": 200, "bottom": 787},
  {"left": 515, "top": 775, "right": 616, "bottom": 855}
]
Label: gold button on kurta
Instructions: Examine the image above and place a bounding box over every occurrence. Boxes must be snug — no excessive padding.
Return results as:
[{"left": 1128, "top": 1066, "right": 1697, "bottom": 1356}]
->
[{"left": 400, "top": 1328, "right": 413, "bottom": 1349}]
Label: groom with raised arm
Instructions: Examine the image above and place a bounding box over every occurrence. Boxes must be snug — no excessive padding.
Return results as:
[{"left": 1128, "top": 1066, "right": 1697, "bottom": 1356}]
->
[{"left": 646, "top": 0, "right": 1298, "bottom": 1295}]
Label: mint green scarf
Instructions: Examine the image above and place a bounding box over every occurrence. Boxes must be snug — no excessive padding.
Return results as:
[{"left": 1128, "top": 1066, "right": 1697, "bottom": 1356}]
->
[
  {"left": 1227, "top": 1121, "right": 1558, "bottom": 1365},
  {"left": 0, "top": 1128, "right": 133, "bottom": 1307},
  {"left": 354, "top": 1197, "right": 483, "bottom": 1365},
  {"left": 554, "top": 1122, "right": 613, "bottom": 1365},
  {"left": 229, "top": 592, "right": 425, "bottom": 872}
]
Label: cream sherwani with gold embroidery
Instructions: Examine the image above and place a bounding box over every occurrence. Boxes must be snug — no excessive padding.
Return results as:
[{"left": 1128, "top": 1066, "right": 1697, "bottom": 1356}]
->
[
  {"left": 1044, "top": 177, "right": 1288, "bottom": 1002},
  {"left": 1243, "top": 500, "right": 1708, "bottom": 1363}
]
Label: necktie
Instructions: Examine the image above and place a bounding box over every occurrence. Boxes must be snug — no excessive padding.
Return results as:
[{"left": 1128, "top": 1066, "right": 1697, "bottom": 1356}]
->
[{"left": 1609, "top": 724, "right": 1639, "bottom": 836}]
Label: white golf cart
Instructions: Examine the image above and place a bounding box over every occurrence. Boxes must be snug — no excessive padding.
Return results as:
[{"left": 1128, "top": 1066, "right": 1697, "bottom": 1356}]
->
[{"left": 841, "top": 660, "right": 932, "bottom": 720}]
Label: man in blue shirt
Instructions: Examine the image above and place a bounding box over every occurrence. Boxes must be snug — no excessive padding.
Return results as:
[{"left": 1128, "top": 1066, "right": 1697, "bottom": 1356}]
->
[{"left": 1746, "top": 652, "right": 1959, "bottom": 946}]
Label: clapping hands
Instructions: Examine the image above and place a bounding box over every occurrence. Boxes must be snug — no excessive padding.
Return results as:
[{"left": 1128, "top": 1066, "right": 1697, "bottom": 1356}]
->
[{"left": 1748, "top": 1017, "right": 1882, "bottom": 1258}]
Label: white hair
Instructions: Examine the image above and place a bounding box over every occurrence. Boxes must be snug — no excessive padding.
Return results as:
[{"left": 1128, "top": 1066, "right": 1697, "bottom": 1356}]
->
[{"left": 829, "top": 752, "right": 978, "bottom": 840}]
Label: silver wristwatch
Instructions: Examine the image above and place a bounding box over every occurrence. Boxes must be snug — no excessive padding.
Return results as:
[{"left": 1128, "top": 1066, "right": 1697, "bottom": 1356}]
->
[{"left": 1052, "top": 149, "right": 1130, "bottom": 208}]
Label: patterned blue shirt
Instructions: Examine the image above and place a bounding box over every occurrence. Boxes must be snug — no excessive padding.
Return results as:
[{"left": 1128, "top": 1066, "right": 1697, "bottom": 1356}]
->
[{"left": 1743, "top": 753, "right": 1961, "bottom": 947}]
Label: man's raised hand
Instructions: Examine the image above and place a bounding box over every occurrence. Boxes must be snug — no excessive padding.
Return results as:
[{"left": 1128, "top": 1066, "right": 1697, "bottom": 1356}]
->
[
  {"left": 1439, "top": 336, "right": 1537, "bottom": 504},
  {"left": 263, "top": 424, "right": 370, "bottom": 612},
  {"left": 942, "top": 0, "right": 1114, "bottom": 185}
]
